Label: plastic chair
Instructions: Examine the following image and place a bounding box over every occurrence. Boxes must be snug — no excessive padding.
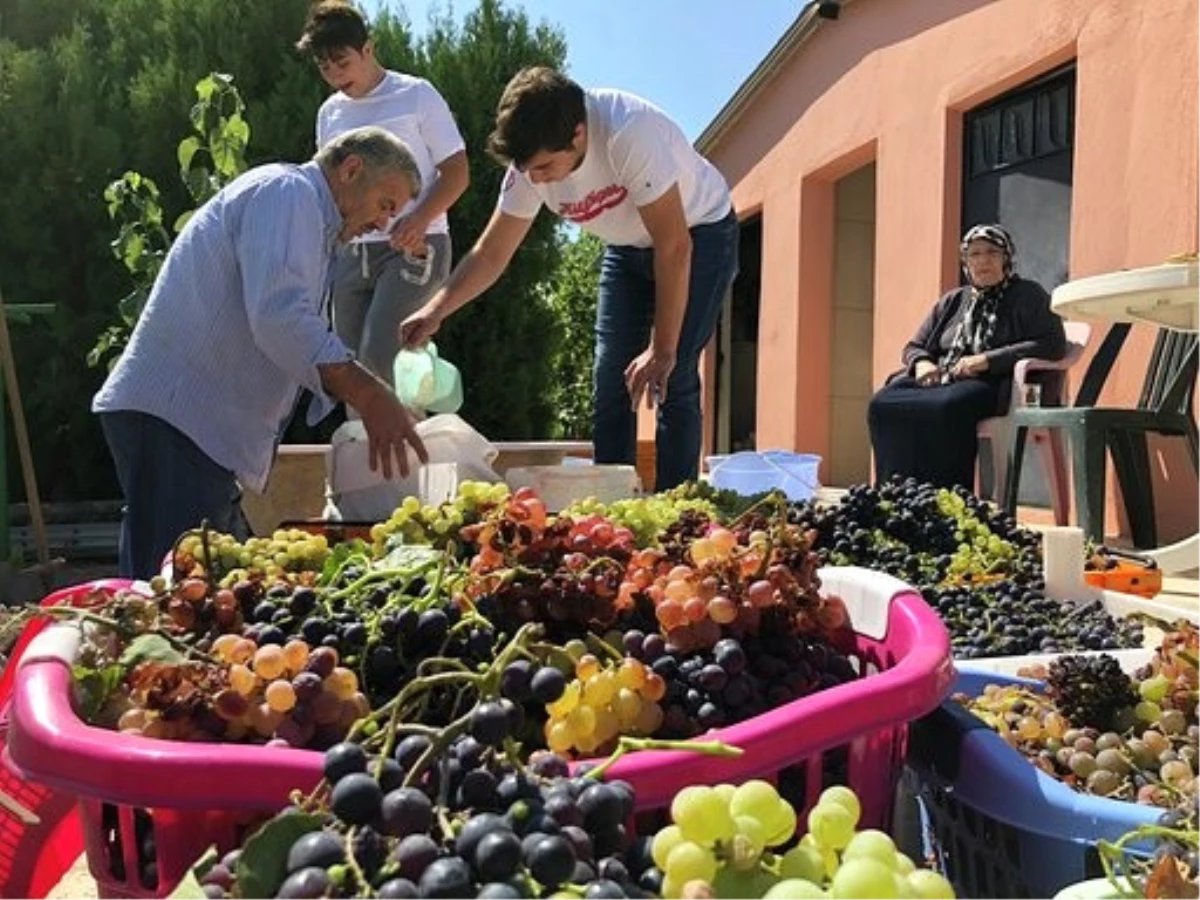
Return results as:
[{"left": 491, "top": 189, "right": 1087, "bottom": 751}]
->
[
  {"left": 1003, "top": 328, "right": 1199, "bottom": 547},
  {"left": 976, "top": 321, "right": 1092, "bottom": 522}
]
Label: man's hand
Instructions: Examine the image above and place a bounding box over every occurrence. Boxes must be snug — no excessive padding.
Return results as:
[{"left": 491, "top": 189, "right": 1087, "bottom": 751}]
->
[
  {"left": 399, "top": 304, "right": 443, "bottom": 349},
  {"left": 914, "top": 359, "right": 940, "bottom": 386},
  {"left": 949, "top": 353, "right": 989, "bottom": 380},
  {"left": 356, "top": 385, "right": 429, "bottom": 479},
  {"left": 625, "top": 347, "right": 677, "bottom": 410},
  {"left": 388, "top": 213, "right": 428, "bottom": 255}
]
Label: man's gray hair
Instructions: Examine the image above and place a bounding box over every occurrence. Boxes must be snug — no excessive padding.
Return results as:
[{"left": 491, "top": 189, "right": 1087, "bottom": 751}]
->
[{"left": 316, "top": 126, "right": 422, "bottom": 196}]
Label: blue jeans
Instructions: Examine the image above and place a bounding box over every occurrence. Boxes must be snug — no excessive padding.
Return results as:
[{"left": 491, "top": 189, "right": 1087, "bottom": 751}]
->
[
  {"left": 593, "top": 210, "right": 739, "bottom": 490},
  {"left": 100, "top": 411, "right": 249, "bottom": 578}
]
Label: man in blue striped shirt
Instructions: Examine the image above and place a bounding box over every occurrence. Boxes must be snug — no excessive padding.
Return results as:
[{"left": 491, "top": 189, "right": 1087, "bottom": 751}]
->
[{"left": 93, "top": 126, "right": 429, "bottom": 578}]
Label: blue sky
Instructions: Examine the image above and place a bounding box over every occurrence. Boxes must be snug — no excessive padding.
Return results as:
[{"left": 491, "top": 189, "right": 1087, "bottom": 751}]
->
[{"left": 361, "top": 0, "right": 804, "bottom": 140}]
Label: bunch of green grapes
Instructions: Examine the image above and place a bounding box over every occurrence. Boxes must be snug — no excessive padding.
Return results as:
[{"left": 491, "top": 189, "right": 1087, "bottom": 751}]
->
[
  {"left": 561, "top": 493, "right": 721, "bottom": 548},
  {"left": 370, "top": 480, "right": 510, "bottom": 554},
  {"left": 175, "top": 528, "right": 331, "bottom": 585},
  {"left": 650, "top": 782, "right": 956, "bottom": 898},
  {"left": 935, "top": 489, "right": 1019, "bottom": 580},
  {"left": 661, "top": 479, "right": 774, "bottom": 521}
]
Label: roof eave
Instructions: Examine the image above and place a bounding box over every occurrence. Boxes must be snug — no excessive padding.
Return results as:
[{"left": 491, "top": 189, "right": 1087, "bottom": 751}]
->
[{"left": 694, "top": 1, "right": 828, "bottom": 155}]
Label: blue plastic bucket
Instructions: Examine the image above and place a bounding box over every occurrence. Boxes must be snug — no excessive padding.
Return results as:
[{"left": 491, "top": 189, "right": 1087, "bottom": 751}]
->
[{"left": 705, "top": 450, "right": 821, "bottom": 500}]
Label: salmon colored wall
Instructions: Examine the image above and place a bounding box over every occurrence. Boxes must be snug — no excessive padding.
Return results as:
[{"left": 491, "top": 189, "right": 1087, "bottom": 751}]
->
[{"left": 699, "top": 0, "right": 1198, "bottom": 540}]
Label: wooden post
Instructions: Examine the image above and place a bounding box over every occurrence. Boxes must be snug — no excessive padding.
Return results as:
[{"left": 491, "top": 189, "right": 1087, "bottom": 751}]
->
[{"left": 0, "top": 288, "right": 51, "bottom": 572}]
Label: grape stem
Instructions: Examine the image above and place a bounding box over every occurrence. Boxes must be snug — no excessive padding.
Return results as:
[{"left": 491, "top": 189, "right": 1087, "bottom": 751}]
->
[
  {"left": 341, "top": 827, "right": 371, "bottom": 898},
  {"left": 729, "top": 490, "right": 786, "bottom": 529},
  {"left": 41, "top": 605, "right": 216, "bottom": 663},
  {"left": 585, "top": 737, "right": 743, "bottom": 781},
  {"left": 1097, "top": 823, "right": 1199, "bottom": 897},
  {"left": 325, "top": 559, "right": 442, "bottom": 607}
]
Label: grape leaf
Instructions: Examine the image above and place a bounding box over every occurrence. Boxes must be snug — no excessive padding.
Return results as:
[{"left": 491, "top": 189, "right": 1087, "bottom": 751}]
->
[
  {"left": 1146, "top": 853, "right": 1194, "bottom": 899},
  {"left": 317, "top": 539, "right": 369, "bottom": 586},
  {"left": 119, "top": 633, "right": 183, "bottom": 668},
  {"left": 71, "top": 662, "right": 126, "bottom": 722},
  {"left": 168, "top": 846, "right": 217, "bottom": 899},
  {"left": 378, "top": 543, "right": 443, "bottom": 572},
  {"left": 235, "top": 811, "right": 324, "bottom": 899}
]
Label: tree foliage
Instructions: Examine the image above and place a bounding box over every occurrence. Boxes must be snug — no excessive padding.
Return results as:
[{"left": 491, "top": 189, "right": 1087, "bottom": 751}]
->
[
  {"left": 538, "top": 233, "right": 603, "bottom": 439},
  {"left": 403, "top": 0, "right": 567, "bottom": 440},
  {"left": 89, "top": 73, "right": 251, "bottom": 371},
  {"left": 0, "top": 0, "right": 567, "bottom": 502}
]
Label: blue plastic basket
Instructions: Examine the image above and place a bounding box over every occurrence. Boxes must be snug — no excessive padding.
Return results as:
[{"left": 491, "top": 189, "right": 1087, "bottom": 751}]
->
[{"left": 904, "top": 668, "right": 1162, "bottom": 899}]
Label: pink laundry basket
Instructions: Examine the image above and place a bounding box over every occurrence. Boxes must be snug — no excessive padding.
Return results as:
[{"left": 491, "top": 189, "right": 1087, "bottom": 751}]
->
[{"left": 5, "top": 567, "right": 953, "bottom": 897}]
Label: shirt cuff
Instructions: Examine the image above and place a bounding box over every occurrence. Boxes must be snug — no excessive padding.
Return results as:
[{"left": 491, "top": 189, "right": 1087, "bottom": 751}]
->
[{"left": 306, "top": 334, "right": 355, "bottom": 425}]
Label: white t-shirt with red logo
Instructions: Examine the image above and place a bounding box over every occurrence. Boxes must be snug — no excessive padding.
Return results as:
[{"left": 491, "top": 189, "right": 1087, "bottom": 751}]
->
[
  {"left": 317, "top": 71, "right": 466, "bottom": 242},
  {"left": 497, "top": 89, "right": 731, "bottom": 249}
]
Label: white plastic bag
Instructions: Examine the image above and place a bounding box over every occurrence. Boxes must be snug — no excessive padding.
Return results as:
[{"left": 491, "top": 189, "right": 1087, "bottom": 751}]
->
[{"left": 324, "top": 415, "right": 501, "bottom": 521}]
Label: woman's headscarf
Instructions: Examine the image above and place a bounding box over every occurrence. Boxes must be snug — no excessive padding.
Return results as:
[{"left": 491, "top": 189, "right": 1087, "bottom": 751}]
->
[{"left": 942, "top": 223, "right": 1016, "bottom": 377}]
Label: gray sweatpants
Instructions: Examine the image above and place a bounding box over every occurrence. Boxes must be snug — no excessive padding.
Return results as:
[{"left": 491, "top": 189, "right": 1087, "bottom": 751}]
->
[{"left": 331, "top": 234, "right": 452, "bottom": 388}]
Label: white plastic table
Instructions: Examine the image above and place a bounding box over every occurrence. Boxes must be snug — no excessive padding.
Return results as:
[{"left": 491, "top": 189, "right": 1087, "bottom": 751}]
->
[{"left": 1050, "top": 260, "right": 1198, "bottom": 573}]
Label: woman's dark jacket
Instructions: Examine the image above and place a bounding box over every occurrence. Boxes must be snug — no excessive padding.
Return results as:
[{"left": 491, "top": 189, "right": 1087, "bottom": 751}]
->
[
  {"left": 902, "top": 276, "right": 1067, "bottom": 375},
  {"left": 896, "top": 276, "right": 1068, "bottom": 409}
]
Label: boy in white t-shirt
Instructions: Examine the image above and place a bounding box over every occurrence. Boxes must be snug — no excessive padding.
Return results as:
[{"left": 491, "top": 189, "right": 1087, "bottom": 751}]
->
[
  {"left": 297, "top": 2, "right": 469, "bottom": 390},
  {"left": 400, "top": 67, "right": 739, "bottom": 490}
]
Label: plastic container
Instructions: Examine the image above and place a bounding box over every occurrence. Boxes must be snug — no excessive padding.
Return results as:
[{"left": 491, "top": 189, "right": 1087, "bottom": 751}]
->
[
  {"left": 948, "top": 647, "right": 1155, "bottom": 677},
  {"left": 0, "top": 580, "right": 143, "bottom": 900},
  {"left": 325, "top": 412, "right": 508, "bottom": 521},
  {"left": 706, "top": 450, "right": 821, "bottom": 501},
  {"left": 603, "top": 566, "right": 955, "bottom": 824},
  {"left": 5, "top": 567, "right": 952, "bottom": 897},
  {"left": 904, "top": 668, "right": 1165, "bottom": 899},
  {"left": 393, "top": 341, "right": 463, "bottom": 414},
  {"left": 414, "top": 414, "right": 502, "bottom": 482},
  {"left": 1053, "top": 877, "right": 1126, "bottom": 899},
  {"left": 504, "top": 464, "right": 640, "bottom": 512}
]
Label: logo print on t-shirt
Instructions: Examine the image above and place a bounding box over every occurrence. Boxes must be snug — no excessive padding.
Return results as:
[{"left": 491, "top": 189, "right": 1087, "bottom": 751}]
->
[
  {"left": 503, "top": 169, "right": 517, "bottom": 193},
  {"left": 557, "top": 184, "right": 628, "bottom": 223}
]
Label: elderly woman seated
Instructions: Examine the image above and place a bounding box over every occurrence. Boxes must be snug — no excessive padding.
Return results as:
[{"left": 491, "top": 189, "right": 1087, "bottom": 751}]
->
[{"left": 868, "top": 224, "right": 1067, "bottom": 490}]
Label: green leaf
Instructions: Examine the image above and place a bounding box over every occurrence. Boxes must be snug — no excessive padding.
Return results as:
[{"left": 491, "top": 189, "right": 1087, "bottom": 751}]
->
[
  {"left": 195, "top": 74, "right": 219, "bottom": 103},
  {"left": 209, "top": 127, "right": 239, "bottom": 176},
  {"left": 71, "top": 662, "right": 125, "bottom": 722},
  {"left": 120, "top": 232, "right": 145, "bottom": 270},
  {"left": 224, "top": 113, "right": 250, "bottom": 146},
  {"left": 317, "top": 540, "right": 369, "bottom": 587},
  {"left": 236, "top": 811, "right": 324, "bottom": 899},
  {"left": 119, "top": 633, "right": 183, "bottom": 668},
  {"left": 169, "top": 846, "right": 217, "bottom": 899},
  {"left": 177, "top": 136, "right": 201, "bottom": 173},
  {"left": 378, "top": 543, "right": 443, "bottom": 572},
  {"left": 174, "top": 209, "right": 194, "bottom": 234},
  {"left": 182, "top": 166, "right": 210, "bottom": 203}
]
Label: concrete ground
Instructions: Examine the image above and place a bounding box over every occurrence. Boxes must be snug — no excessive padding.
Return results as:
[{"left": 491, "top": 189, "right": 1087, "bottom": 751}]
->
[{"left": 47, "top": 861, "right": 96, "bottom": 900}]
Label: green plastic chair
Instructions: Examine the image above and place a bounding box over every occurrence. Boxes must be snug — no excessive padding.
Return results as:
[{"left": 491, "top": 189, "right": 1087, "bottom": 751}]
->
[{"left": 1003, "top": 327, "right": 1198, "bottom": 547}]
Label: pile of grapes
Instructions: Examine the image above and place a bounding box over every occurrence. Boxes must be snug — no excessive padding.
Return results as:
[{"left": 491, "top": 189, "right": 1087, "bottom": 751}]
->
[
  {"left": 562, "top": 481, "right": 758, "bottom": 549},
  {"left": 186, "top": 721, "right": 956, "bottom": 899},
  {"left": 369, "top": 481, "right": 513, "bottom": 556},
  {"left": 649, "top": 781, "right": 954, "bottom": 900},
  {"left": 790, "top": 477, "right": 1145, "bottom": 658},
  {"left": 59, "top": 483, "right": 860, "bottom": 764},
  {"left": 175, "top": 529, "right": 333, "bottom": 587},
  {"left": 957, "top": 625, "right": 1198, "bottom": 813}
]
